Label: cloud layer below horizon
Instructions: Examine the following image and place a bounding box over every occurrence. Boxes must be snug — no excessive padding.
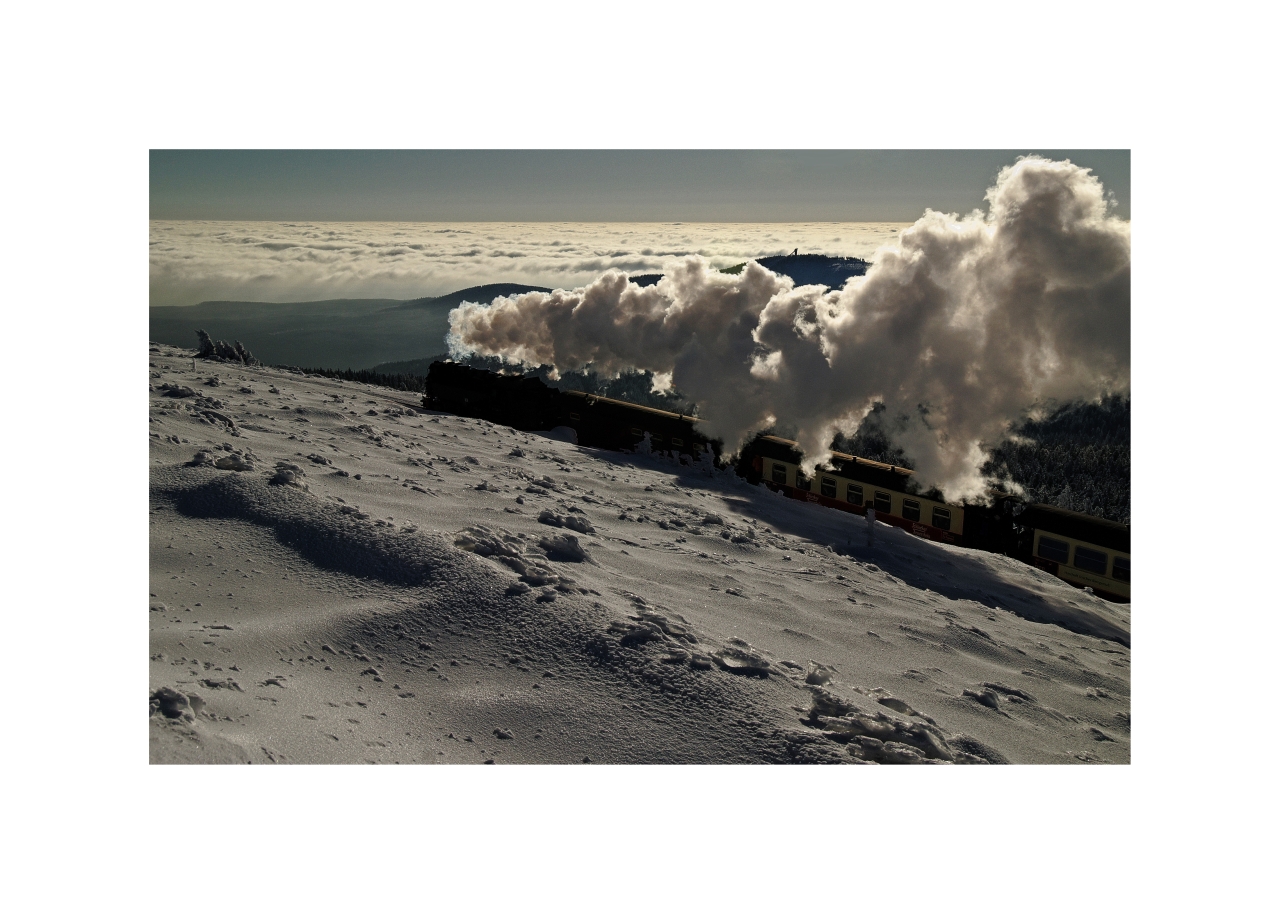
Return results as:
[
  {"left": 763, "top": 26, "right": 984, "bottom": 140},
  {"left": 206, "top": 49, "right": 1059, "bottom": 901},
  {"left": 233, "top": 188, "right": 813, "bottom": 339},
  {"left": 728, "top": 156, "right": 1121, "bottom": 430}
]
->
[{"left": 149, "top": 222, "right": 908, "bottom": 308}]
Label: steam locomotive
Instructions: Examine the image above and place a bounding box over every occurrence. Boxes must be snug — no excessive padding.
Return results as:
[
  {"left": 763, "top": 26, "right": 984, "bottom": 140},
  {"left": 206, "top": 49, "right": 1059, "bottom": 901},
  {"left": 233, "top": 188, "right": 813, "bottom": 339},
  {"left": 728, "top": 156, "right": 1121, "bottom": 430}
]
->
[{"left": 423, "top": 361, "right": 1130, "bottom": 603}]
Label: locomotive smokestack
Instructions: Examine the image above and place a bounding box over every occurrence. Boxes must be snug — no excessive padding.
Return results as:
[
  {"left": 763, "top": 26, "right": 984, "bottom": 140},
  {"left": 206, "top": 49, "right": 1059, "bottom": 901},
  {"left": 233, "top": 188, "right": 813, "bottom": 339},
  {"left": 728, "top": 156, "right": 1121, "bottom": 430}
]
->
[{"left": 448, "top": 156, "right": 1130, "bottom": 501}]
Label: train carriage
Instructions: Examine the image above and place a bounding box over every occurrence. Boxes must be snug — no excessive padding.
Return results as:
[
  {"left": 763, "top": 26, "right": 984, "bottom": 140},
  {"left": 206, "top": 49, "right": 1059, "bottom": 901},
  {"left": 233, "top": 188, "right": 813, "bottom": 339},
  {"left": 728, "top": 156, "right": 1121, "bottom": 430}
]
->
[
  {"left": 739, "top": 435, "right": 1130, "bottom": 603},
  {"left": 738, "top": 435, "right": 965, "bottom": 544},
  {"left": 556, "top": 389, "right": 714, "bottom": 458},
  {"left": 424, "top": 360, "right": 716, "bottom": 458},
  {"left": 1016, "top": 503, "right": 1131, "bottom": 602}
]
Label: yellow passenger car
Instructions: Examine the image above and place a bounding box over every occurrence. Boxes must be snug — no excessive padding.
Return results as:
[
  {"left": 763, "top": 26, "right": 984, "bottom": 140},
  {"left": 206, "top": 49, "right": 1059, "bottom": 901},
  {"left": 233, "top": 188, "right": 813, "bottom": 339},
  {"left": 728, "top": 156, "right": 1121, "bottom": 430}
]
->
[
  {"left": 1021, "top": 504, "right": 1130, "bottom": 602},
  {"left": 741, "top": 435, "right": 1131, "bottom": 603},
  {"left": 745, "top": 435, "right": 966, "bottom": 545}
]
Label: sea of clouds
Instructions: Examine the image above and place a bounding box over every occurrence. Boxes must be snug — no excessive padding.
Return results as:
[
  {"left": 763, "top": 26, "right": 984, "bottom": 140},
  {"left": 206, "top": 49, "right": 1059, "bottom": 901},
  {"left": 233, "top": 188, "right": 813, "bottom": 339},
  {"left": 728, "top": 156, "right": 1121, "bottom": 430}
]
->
[{"left": 149, "top": 222, "right": 908, "bottom": 308}]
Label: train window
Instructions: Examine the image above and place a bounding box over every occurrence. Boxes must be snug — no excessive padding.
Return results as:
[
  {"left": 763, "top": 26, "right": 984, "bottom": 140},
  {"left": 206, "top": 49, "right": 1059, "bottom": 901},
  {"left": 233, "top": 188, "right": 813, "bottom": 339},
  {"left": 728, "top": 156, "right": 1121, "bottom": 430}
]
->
[
  {"left": 796, "top": 474, "right": 811, "bottom": 492},
  {"left": 932, "top": 507, "right": 951, "bottom": 531},
  {"left": 569, "top": 412, "right": 580, "bottom": 421},
  {"left": 671, "top": 437, "right": 683, "bottom": 447},
  {"left": 1037, "top": 536, "right": 1070, "bottom": 564},
  {"left": 874, "top": 491, "right": 892, "bottom": 514},
  {"left": 902, "top": 499, "right": 921, "bottom": 522},
  {"left": 1112, "top": 556, "right": 1130, "bottom": 582},
  {"left": 1073, "top": 546, "right": 1108, "bottom": 575},
  {"left": 771, "top": 462, "right": 788, "bottom": 484},
  {"left": 846, "top": 484, "right": 863, "bottom": 504},
  {"left": 820, "top": 477, "right": 837, "bottom": 498}
]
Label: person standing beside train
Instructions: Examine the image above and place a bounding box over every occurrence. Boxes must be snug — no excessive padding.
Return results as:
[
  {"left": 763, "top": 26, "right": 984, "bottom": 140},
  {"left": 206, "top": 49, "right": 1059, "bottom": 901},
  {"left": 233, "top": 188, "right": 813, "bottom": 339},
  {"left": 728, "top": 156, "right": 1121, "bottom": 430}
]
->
[{"left": 865, "top": 502, "right": 876, "bottom": 548}]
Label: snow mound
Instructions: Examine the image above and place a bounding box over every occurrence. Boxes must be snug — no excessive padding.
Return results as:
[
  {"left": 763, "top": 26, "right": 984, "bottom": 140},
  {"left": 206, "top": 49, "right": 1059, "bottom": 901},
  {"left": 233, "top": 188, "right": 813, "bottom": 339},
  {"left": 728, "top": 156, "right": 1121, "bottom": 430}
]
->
[
  {"left": 803, "top": 687, "right": 1008, "bottom": 764},
  {"left": 537, "top": 508, "right": 595, "bottom": 535},
  {"left": 156, "top": 468, "right": 476, "bottom": 587}
]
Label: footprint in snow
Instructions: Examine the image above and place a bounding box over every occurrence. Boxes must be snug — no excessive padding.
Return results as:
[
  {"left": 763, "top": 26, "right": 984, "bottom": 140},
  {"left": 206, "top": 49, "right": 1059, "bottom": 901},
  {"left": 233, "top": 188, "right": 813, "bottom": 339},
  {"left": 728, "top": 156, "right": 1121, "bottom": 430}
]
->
[
  {"left": 538, "top": 533, "right": 593, "bottom": 563},
  {"left": 805, "top": 662, "right": 836, "bottom": 685},
  {"left": 962, "top": 687, "right": 1001, "bottom": 710}
]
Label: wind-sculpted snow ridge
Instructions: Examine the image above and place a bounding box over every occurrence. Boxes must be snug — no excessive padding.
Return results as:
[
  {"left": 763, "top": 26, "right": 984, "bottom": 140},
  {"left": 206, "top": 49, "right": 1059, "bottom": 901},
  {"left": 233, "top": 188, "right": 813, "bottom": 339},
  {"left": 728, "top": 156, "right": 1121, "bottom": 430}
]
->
[
  {"left": 323, "top": 595, "right": 838, "bottom": 765},
  {"left": 158, "top": 468, "right": 468, "bottom": 587},
  {"left": 984, "top": 589, "right": 1128, "bottom": 648},
  {"left": 829, "top": 524, "right": 1131, "bottom": 648},
  {"left": 803, "top": 686, "right": 1006, "bottom": 764}
]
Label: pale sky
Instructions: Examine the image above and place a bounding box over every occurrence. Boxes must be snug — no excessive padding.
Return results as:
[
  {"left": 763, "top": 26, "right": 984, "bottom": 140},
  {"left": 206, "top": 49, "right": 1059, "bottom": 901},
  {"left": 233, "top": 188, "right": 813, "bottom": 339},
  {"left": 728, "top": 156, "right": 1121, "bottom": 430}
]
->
[{"left": 150, "top": 150, "right": 1130, "bottom": 223}]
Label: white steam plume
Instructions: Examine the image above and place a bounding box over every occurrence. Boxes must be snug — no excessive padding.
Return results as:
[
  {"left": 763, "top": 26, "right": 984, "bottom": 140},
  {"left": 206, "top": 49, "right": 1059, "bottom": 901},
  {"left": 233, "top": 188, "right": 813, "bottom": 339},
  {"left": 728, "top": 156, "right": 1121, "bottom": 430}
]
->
[{"left": 448, "top": 157, "right": 1130, "bottom": 501}]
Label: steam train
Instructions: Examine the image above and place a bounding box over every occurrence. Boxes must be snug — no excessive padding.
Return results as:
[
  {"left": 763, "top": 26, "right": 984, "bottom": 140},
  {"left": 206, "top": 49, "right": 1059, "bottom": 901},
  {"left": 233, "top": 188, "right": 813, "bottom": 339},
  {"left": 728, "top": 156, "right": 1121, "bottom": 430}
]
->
[
  {"left": 423, "top": 361, "right": 1130, "bottom": 603},
  {"left": 743, "top": 436, "right": 1130, "bottom": 603}
]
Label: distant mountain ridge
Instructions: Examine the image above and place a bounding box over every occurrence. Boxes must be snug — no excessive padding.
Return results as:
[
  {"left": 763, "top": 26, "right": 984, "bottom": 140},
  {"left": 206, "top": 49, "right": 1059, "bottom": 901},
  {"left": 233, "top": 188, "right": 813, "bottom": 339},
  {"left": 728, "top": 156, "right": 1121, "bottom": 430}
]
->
[
  {"left": 390, "top": 283, "right": 553, "bottom": 311},
  {"left": 730, "top": 253, "right": 871, "bottom": 288},
  {"left": 149, "top": 284, "right": 551, "bottom": 370},
  {"left": 630, "top": 253, "right": 870, "bottom": 289}
]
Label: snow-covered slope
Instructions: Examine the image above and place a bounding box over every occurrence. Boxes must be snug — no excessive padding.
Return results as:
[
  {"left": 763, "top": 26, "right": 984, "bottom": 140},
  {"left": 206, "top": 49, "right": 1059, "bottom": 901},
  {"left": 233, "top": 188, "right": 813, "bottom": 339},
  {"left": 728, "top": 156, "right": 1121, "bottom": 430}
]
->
[{"left": 148, "top": 344, "right": 1130, "bottom": 764}]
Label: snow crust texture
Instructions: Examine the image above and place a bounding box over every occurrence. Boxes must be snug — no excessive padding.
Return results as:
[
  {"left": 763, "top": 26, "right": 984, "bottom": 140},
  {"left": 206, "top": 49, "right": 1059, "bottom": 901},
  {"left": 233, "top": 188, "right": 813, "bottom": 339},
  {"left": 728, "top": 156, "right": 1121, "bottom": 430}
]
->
[{"left": 149, "top": 345, "right": 1130, "bottom": 764}]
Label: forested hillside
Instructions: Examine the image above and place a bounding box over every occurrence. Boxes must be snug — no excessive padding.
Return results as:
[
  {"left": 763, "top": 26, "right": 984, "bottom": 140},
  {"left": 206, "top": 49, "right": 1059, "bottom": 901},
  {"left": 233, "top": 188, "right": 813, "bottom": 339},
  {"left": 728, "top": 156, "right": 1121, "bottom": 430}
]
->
[
  {"left": 825, "top": 397, "right": 1131, "bottom": 522},
  {"left": 981, "top": 396, "right": 1131, "bottom": 523}
]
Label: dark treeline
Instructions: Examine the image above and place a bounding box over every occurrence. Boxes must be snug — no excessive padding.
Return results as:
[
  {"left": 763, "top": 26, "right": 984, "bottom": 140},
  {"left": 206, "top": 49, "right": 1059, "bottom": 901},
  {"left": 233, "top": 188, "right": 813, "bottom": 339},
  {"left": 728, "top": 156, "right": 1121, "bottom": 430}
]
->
[
  {"left": 822, "top": 396, "right": 1131, "bottom": 521},
  {"left": 292, "top": 365, "right": 429, "bottom": 393},
  {"left": 830, "top": 403, "right": 916, "bottom": 469},
  {"left": 982, "top": 395, "right": 1130, "bottom": 523}
]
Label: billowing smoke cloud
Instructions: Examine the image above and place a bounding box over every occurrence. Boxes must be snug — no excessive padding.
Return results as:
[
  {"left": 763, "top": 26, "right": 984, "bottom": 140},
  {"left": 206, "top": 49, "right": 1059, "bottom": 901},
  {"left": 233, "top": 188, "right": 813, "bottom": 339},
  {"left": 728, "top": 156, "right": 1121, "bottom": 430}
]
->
[{"left": 448, "top": 157, "right": 1130, "bottom": 501}]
